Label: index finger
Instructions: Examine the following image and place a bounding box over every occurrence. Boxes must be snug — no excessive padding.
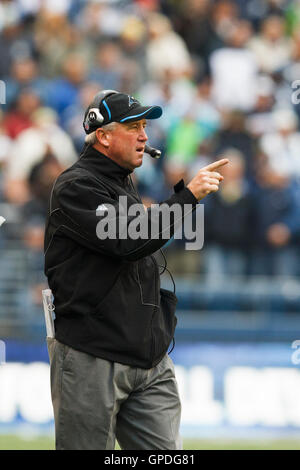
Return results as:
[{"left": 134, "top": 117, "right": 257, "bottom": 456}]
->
[{"left": 202, "top": 158, "right": 229, "bottom": 172}]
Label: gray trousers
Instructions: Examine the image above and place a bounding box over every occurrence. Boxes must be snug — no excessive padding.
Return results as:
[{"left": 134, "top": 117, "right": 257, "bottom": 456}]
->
[{"left": 47, "top": 338, "right": 182, "bottom": 450}]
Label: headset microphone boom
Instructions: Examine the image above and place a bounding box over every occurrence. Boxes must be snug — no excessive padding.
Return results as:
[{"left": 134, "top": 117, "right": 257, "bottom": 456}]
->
[{"left": 144, "top": 144, "right": 161, "bottom": 159}]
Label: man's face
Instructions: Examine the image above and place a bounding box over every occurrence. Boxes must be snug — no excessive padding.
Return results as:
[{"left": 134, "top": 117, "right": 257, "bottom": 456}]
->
[{"left": 105, "top": 119, "right": 148, "bottom": 171}]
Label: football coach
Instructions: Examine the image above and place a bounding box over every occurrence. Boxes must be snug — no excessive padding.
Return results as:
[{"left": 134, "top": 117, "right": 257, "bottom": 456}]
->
[{"left": 44, "top": 90, "right": 228, "bottom": 450}]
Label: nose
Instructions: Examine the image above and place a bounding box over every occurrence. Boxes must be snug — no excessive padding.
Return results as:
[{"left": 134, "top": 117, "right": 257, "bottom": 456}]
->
[{"left": 138, "top": 127, "right": 148, "bottom": 142}]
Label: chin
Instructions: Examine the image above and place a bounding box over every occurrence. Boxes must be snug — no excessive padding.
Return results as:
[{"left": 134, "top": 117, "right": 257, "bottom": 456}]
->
[{"left": 134, "top": 158, "right": 143, "bottom": 168}]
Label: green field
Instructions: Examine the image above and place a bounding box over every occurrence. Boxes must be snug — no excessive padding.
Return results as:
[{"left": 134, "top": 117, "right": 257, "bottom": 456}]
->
[{"left": 1, "top": 435, "right": 300, "bottom": 450}]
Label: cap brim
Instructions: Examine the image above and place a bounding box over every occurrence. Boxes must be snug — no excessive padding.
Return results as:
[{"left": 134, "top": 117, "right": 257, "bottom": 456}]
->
[{"left": 119, "top": 105, "right": 162, "bottom": 123}]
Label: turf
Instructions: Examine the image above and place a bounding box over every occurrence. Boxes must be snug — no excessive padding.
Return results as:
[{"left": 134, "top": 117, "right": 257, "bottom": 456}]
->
[{"left": 1, "top": 435, "right": 300, "bottom": 450}]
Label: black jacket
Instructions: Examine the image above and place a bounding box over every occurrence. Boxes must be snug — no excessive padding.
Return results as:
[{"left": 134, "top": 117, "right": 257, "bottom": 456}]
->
[{"left": 44, "top": 145, "right": 198, "bottom": 368}]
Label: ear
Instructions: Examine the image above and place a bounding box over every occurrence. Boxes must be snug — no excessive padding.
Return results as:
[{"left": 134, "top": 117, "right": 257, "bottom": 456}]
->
[{"left": 95, "top": 128, "right": 110, "bottom": 148}]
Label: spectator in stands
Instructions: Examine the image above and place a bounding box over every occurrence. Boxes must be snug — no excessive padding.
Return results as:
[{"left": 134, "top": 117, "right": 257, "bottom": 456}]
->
[
  {"left": 193, "top": 76, "right": 221, "bottom": 139},
  {"left": 246, "top": 74, "right": 276, "bottom": 138},
  {"left": 209, "top": 0, "right": 240, "bottom": 52},
  {"left": 88, "top": 41, "right": 124, "bottom": 91},
  {"left": 5, "top": 57, "right": 49, "bottom": 107},
  {"left": 202, "top": 149, "right": 254, "bottom": 279},
  {"left": 285, "top": 0, "right": 300, "bottom": 35},
  {"left": 4, "top": 107, "right": 76, "bottom": 204},
  {"left": 0, "top": 2, "right": 37, "bottom": 77},
  {"left": 3, "top": 88, "right": 41, "bottom": 139},
  {"left": 119, "top": 16, "right": 148, "bottom": 93},
  {"left": 209, "top": 19, "right": 258, "bottom": 111},
  {"left": 62, "top": 81, "right": 101, "bottom": 153},
  {"left": 47, "top": 53, "right": 88, "bottom": 117},
  {"left": 22, "top": 153, "right": 66, "bottom": 221},
  {"left": 259, "top": 108, "right": 300, "bottom": 179},
  {"left": 235, "top": 0, "right": 286, "bottom": 28},
  {"left": 20, "top": 153, "right": 64, "bottom": 319},
  {"left": 0, "top": 110, "right": 12, "bottom": 168},
  {"left": 0, "top": 110, "right": 12, "bottom": 204},
  {"left": 167, "top": 0, "right": 215, "bottom": 75},
  {"left": 145, "top": 12, "right": 193, "bottom": 81},
  {"left": 214, "top": 110, "right": 257, "bottom": 181},
  {"left": 35, "top": 13, "right": 94, "bottom": 78},
  {"left": 250, "top": 161, "right": 300, "bottom": 276},
  {"left": 248, "top": 14, "right": 292, "bottom": 74},
  {"left": 165, "top": 112, "right": 205, "bottom": 167},
  {"left": 78, "top": 0, "right": 131, "bottom": 40}
]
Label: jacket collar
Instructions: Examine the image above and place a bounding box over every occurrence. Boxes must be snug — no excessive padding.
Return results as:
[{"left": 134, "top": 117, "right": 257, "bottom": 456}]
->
[{"left": 78, "top": 144, "right": 133, "bottom": 184}]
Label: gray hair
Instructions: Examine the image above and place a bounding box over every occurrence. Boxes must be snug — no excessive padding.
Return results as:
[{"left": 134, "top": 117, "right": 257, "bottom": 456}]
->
[{"left": 84, "top": 122, "right": 117, "bottom": 144}]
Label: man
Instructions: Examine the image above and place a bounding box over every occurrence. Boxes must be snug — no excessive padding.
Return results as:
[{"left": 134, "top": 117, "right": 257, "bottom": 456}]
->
[{"left": 44, "top": 90, "right": 228, "bottom": 450}]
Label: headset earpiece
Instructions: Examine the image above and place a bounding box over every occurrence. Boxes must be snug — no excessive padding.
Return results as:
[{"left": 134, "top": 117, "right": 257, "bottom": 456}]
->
[
  {"left": 83, "top": 89, "right": 118, "bottom": 133},
  {"left": 87, "top": 108, "right": 103, "bottom": 124}
]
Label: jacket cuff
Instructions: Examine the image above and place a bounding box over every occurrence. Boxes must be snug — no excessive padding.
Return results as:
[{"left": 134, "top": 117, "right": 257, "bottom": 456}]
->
[{"left": 173, "top": 179, "right": 198, "bottom": 205}]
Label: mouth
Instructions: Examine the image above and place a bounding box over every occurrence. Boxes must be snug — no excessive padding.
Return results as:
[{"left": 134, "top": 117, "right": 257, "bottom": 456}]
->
[{"left": 136, "top": 146, "right": 145, "bottom": 154}]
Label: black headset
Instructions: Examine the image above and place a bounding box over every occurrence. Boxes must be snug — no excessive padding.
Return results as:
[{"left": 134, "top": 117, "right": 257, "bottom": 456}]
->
[{"left": 83, "top": 89, "right": 117, "bottom": 133}]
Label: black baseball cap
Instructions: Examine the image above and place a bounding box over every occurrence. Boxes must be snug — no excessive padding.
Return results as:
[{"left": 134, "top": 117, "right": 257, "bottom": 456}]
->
[{"left": 83, "top": 92, "right": 163, "bottom": 134}]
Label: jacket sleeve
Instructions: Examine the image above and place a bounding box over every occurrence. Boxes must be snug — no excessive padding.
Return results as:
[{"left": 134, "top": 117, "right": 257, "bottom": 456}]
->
[{"left": 52, "top": 176, "right": 198, "bottom": 261}]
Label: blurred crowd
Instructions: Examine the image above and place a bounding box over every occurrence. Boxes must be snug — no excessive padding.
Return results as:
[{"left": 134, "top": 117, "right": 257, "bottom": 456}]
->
[{"left": 1, "top": 0, "right": 300, "bottom": 293}]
